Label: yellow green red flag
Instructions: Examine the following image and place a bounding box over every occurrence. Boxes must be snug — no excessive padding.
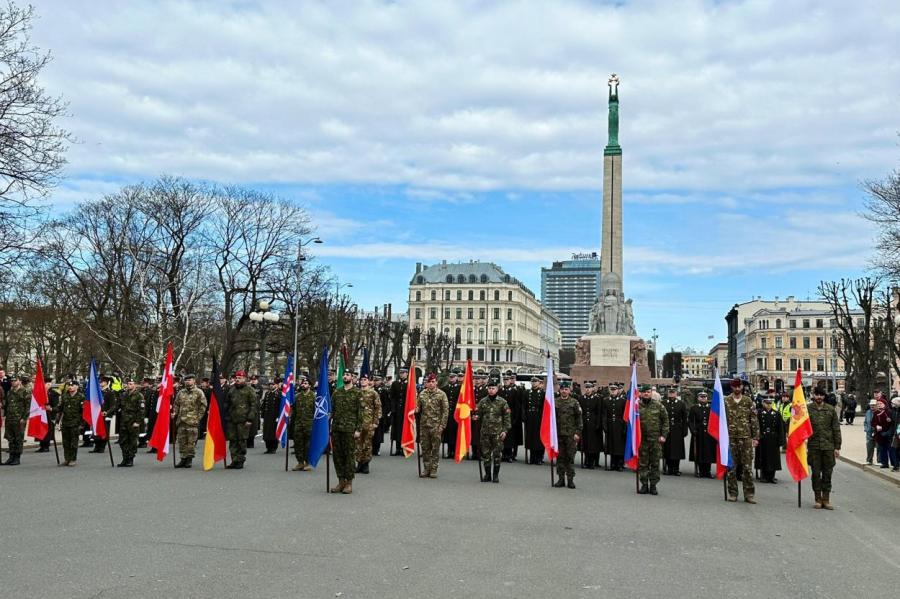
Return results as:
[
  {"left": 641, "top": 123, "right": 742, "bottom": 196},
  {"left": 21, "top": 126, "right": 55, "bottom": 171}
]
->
[{"left": 786, "top": 368, "right": 813, "bottom": 481}]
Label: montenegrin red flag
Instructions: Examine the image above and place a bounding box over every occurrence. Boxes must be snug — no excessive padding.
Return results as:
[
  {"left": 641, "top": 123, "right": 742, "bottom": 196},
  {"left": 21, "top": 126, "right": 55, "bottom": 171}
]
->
[
  {"left": 453, "top": 360, "right": 475, "bottom": 463},
  {"left": 148, "top": 343, "right": 175, "bottom": 461},
  {"left": 786, "top": 368, "right": 813, "bottom": 481},
  {"left": 27, "top": 358, "right": 50, "bottom": 440},
  {"left": 400, "top": 359, "right": 417, "bottom": 458}
]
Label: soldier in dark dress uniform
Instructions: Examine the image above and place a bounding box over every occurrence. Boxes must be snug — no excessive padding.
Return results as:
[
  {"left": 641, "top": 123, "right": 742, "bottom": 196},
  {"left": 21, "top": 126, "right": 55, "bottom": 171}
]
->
[
  {"left": 441, "top": 369, "right": 461, "bottom": 458},
  {"left": 524, "top": 376, "right": 545, "bottom": 464},
  {"left": 601, "top": 382, "right": 627, "bottom": 471},
  {"left": 37, "top": 377, "right": 60, "bottom": 452},
  {"left": 661, "top": 386, "right": 688, "bottom": 475},
  {"left": 688, "top": 390, "right": 717, "bottom": 478},
  {"left": 142, "top": 378, "right": 156, "bottom": 451},
  {"left": 500, "top": 370, "right": 522, "bottom": 462},
  {"left": 754, "top": 396, "right": 784, "bottom": 483},
  {"left": 260, "top": 378, "right": 281, "bottom": 453},
  {"left": 371, "top": 374, "right": 390, "bottom": 456},
  {"left": 389, "top": 368, "right": 410, "bottom": 455},
  {"left": 198, "top": 377, "right": 211, "bottom": 439},
  {"left": 577, "top": 381, "right": 602, "bottom": 469}
]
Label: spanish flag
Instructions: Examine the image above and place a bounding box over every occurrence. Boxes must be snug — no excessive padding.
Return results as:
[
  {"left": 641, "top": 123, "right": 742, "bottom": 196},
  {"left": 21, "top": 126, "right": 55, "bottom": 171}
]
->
[
  {"left": 203, "top": 358, "right": 228, "bottom": 471},
  {"left": 453, "top": 360, "right": 475, "bottom": 463},
  {"left": 786, "top": 368, "right": 813, "bottom": 481}
]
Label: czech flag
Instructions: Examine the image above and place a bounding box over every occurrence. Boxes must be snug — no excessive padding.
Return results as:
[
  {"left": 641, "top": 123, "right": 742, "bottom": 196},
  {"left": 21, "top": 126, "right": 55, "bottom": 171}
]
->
[
  {"left": 707, "top": 369, "right": 732, "bottom": 479},
  {"left": 400, "top": 359, "right": 417, "bottom": 457},
  {"left": 27, "top": 358, "right": 50, "bottom": 440},
  {"left": 786, "top": 368, "right": 813, "bottom": 481},
  {"left": 623, "top": 362, "right": 641, "bottom": 471},
  {"left": 453, "top": 359, "right": 475, "bottom": 463},
  {"left": 83, "top": 359, "right": 107, "bottom": 440},
  {"left": 539, "top": 353, "right": 558, "bottom": 461},
  {"left": 203, "top": 357, "right": 228, "bottom": 470}
]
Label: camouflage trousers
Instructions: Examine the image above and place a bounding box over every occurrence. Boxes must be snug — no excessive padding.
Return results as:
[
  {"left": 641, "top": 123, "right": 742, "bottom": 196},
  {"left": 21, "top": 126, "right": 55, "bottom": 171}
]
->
[
  {"left": 177, "top": 426, "right": 199, "bottom": 459},
  {"left": 4, "top": 419, "right": 25, "bottom": 454},
  {"left": 420, "top": 427, "right": 441, "bottom": 474},
  {"left": 293, "top": 427, "right": 311, "bottom": 465},
  {"left": 227, "top": 422, "right": 249, "bottom": 465},
  {"left": 809, "top": 448, "right": 836, "bottom": 493},
  {"left": 332, "top": 431, "right": 356, "bottom": 482},
  {"left": 62, "top": 425, "right": 80, "bottom": 463},
  {"left": 556, "top": 436, "right": 577, "bottom": 478},
  {"left": 726, "top": 438, "right": 755, "bottom": 498},
  {"left": 638, "top": 438, "right": 662, "bottom": 485},
  {"left": 118, "top": 423, "right": 140, "bottom": 460},
  {"left": 481, "top": 432, "right": 503, "bottom": 469},
  {"left": 356, "top": 428, "right": 374, "bottom": 464}
]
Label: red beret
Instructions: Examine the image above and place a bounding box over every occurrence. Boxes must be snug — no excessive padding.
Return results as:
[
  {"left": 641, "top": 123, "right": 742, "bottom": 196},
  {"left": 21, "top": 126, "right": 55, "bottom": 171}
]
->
[
  {"left": 234, "top": 370, "right": 246, "bottom": 378},
  {"left": 426, "top": 373, "right": 437, "bottom": 382}
]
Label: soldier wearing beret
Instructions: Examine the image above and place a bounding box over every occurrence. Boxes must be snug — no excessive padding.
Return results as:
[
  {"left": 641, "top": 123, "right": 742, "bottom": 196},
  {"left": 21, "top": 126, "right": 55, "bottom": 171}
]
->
[
  {"left": 724, "top": 378, "right": 760, "bottom": 503},
  {"left": 416, "top": 373, "right": 449, "bottom": 478},
  {"left": 637, "top": 384, "right": 668, "bottom": 495}
]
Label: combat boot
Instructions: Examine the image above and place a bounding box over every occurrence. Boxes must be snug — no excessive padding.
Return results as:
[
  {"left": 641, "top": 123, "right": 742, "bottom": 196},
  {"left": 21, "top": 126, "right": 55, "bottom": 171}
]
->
[
  {"left": 638, "top": 482, "right": 649, "bottom": 494},
  {"left": 744, "top": 495, "right": 756, "bottom": 504},
  {"left": 567, "top": 475, "right": 576, "bottom": 489},
  {"left": 649, "top": 484, "right": 658, "bottom": 495},
  {"left": 482, "top": 468, "right": 493, "bottom": 482},
  {"left": 821, "top": 492, "right": 833, "bottom": 510},
  {"left": 3, "top": 454, "right": 14, "bottom": 465},
  {"left": 356, "top": 462, "right": 363, "bottom": 473},
  {"left": 342, "top": 481, "right": 353, "bottom": 494},
  {"left": 814, "top": 491, "right": 823, "bottom": 509},
  {"left": 174, "top": 457, "right": 188, "bottom": 468},
  {"left": 553, "top": 476, "right": 566, "bottom": 488},
  {"left": 492, "top": 464, "right": 500, "bottom": 483},
  {"left": 117, "top": 458, "right": 129, "bottom": 467},
  {"left": 361, "top": 462, "right": 370, "bottom": 474},
  {"left": 330, "top": 479, "right": 346, "bottom": 493},
  {"left": 8, "top": 453, "right": 20, "bottom": 466},
  {"left": 123, "top": 457, "right": 134, "bottom": 467},
  {"left": 182, "top": 457, "right": 193, "bottom": 468},
  {"left": 231, "top": 461, "right": 244, "bottom": 470},
  {"left": 292, "top": 462, "right": 306, "bottom": 471}
]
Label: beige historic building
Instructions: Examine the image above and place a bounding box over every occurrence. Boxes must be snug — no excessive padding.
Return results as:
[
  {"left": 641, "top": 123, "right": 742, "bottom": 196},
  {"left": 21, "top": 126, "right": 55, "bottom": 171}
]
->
[
  {"left": 708, "top": 342, "right": 729, "bottom": 377},
  {"left": 408, "top": 261, "right": 560, "bottom": 372},
  {"left": 682, "top": 351, "right": 711, "bottom": 380}
]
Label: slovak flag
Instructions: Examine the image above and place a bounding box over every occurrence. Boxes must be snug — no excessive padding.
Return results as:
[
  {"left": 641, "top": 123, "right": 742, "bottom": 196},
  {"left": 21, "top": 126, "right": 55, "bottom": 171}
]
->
[
  {"left": 707, "top": 369, "right": 732, "bottom": 479},
  {"left": 83, "top": 359, "right": 107, "bottom": 439},
  {"left": 539, "top": 353, "right": 558, "bottom": 461},
  {"left": 623, "top": 362, "right": 641, "bottom": 471},
  {"left": 27, "top": 358, "right": 50, "bottom": 440},
  {"left": 276, "top": 354, "right": 295, "bottom": 448}
]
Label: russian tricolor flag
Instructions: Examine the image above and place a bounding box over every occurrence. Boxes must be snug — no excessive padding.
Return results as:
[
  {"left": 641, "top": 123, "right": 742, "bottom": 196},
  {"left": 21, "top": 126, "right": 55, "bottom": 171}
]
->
[
  {"left": 83, "top": 359, "right": 107, "bottom": 439},
  {"left": 623, "top": 362, "right": 641, "bottom": 471},
  {"left": 707, "top": 369, "right": 732, "bottom": 479}
]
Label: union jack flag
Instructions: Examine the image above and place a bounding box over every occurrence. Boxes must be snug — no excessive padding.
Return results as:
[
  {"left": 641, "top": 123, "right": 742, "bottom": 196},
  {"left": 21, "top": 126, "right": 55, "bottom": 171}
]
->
[{"left": 276, "top": 355, "right": 295, "bottom": 448}]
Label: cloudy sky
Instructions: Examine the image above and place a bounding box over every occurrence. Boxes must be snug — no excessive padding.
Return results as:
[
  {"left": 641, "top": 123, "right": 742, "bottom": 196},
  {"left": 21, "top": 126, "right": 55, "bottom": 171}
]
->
[{"left": 33, "top": 0, "right": 900, "bottom": 354}]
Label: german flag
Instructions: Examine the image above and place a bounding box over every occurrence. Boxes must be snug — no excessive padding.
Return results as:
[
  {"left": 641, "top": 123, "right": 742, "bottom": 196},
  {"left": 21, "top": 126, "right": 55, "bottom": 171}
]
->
[{"left": 203, "top": 357, "right": 228, "bottom": 471}]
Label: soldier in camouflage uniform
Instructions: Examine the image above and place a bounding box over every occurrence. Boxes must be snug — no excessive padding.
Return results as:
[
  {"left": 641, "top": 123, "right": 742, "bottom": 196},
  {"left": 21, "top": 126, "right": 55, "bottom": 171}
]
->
[
  {"left": 2, "top": 376, "right": 30, "bottom": 465},
  {"left": 116, "top": 378, "right": 145, "bottom": 467},
  {"left": 55, "top": 379, "right": 86, "bottom": 466},
  {"left": 416, "top": 373, "right": 449, "bottom": 478},
  {"left": 291, "top": 375, "right": 316, "bottom": 471},
  {"left": 637, "top": 384, "right": 669, "bottom": 495},
  {"left": 330, "top": 371, "right": 362, "bottom": 494},
  {"left": 554, "top": 381, "right": 583, "bottom": 489},
  {"left": 225, "top": 371, "right": 258, "bottom": 469},
  {"left": 172, "top": 374, "right": 208, "bottom": 468},
  {"left": 474, "top": 376, "right": 511, "bottom": 483},
  {"left": 723, "top": 378, "right": 760, "bottom": 503},
  {"left": 356, "top": 373, "right": 383, "bottom": 474},
  {"left": 808, "top": 387, "right": 841, "bottom": 509}
]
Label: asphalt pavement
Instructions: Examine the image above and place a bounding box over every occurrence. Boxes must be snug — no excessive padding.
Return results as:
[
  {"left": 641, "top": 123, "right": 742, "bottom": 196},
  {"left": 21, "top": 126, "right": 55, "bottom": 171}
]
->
[{"left": 1, "top": 443, "right": 898, "bottom": 599}]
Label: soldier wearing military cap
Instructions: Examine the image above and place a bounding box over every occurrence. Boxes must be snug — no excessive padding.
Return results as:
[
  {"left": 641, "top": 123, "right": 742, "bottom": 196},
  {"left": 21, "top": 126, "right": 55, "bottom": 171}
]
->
[
  {"left": 554, "top": 381, "right": 583, "bottom": 488},
  {"left": 524, "top": 376, "right": 545, "bottom": 464},
  {"left": 471, "top": 369, "right": 488, "bottom": 459},
  {"left": 724, "top": 378, "right": 760, "bottom": 503},
  {"left": 173, "top": 374, "right": 208, "bottom": 468},
  {"left": 115, "top": 378, "right": 145, "bottom": 467},
  {"left": 260, "top": 377, "right": 282, "bottom": 454},
  {"left": 441, "top": 368, "right": 462, "bottom": 458},
  {"left": 755, "top": 395, "right": 784, "bottom": 483},
  {"left": 577, "top": 381, "right": 602, "bottom": 469},
  {"left": 601, "top": 382, "right": 628, "bottom": 471},
  {"left": 225, "top": 370, "right": 257, "bottom": 469},
  {"left": 688, "top": 390, "right": 717, "bottom": 478},
  {"left": 500, "top": 370, "right": 522, "bottom": 462},
  {"left": 89, "top": 375, "right": 117, "bottom": 454},
  {"left": 291, "top": 374, "right": 316, "bottom": 471},
  {"left": 637, "top": 384, "right": 669, "bottom": 495},
  {"left": 416, "top": 373, "right": 448, "bottom": 478},
  {"left": 54, "top": 379, "right": 85, "bottom": 466},
  {"left": 661, "top": 386, "right": 688, "bottom": 476},
  {"left": 389, "top": 367, "right": 410, "bottom": 455},
  {"left": 474, "top": 375, "right": 511, "bottom": 482},
  {"left": 2, "top": 375, "right": 30, "bottom": 465}
]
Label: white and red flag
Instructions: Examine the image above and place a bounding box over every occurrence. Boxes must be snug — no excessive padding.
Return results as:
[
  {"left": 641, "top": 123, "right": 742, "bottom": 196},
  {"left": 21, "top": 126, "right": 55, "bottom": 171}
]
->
[
  {"left": 27, "top": 359, "right": 50, "bottom": 440},
  {"left": 148, "top": 343, "right": 175, "bottom": 461},
  {"left": 539, "top": 353, "right": 558, "bottom": 461}
]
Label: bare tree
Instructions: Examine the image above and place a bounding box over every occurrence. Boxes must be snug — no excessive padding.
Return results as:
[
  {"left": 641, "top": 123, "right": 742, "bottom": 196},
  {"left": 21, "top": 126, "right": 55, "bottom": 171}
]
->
[{"left": 864, "top": 166, "right": 900, "bottom": 279}]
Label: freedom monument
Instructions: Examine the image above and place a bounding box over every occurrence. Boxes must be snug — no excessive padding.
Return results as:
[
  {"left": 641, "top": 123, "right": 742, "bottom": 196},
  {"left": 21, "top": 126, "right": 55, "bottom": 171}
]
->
[{"left": 571, "top": 74, "right": 652, "bottom": 385}]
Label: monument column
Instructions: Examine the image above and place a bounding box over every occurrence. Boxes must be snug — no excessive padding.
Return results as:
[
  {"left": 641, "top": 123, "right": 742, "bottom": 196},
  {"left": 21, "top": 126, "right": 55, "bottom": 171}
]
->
[{"left": 601, "top": 73, "right": 623, "bottom": 290}]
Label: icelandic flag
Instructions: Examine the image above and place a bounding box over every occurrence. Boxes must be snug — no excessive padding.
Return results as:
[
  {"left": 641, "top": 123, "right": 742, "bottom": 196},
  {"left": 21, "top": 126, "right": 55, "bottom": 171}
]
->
[
  {"left": 539, "top": 353, "right": 558, "bottom": 461},
  {"left": 276, "top": 354, "right": 295, "bottom": 448},
  {"left": 623, "top": 362, "right": 641, "bottom": 471},
  {"left": 707, "top": 369, "right": 732, "bottom": 479},
  {"left": 307, "top": 346, "right": 332, "bottom": 468},
  {"left": 83, "top": 359, "right": 107, "bottom": 439}
]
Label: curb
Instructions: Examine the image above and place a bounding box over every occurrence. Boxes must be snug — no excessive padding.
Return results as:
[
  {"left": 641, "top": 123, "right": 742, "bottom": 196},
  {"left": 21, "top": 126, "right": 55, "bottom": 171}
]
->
[{"left": 839, "top": 455, "right": 900, "bottom": 487}]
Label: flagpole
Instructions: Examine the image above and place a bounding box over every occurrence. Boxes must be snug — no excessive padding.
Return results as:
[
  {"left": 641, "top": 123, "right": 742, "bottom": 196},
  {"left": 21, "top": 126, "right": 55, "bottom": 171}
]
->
[
  {"left": 797, "top": 481, "right": 801, "bottom": 508},
  {"left": 325, "top": 435, "right": 332, "bottom": 493},
  {"left": 550, "top": 457, "right": 554, "bottom": 487},
  {"left": 290, "top": 241, "right": 302, "bottom": 474},
  {"left": 284, "top": 420, "right": 290, "bottom": 472},
  {"left": 723, "top": 468, "right": 728, "bottom": 501},
  {"left": 635, "top": 464, "right": 639, "bottom": 494},
  {"left": 106, "top": 421, "right": 115, "bottom": 467},
  {"left": 171, "top": 415, "right": 177, "bottom": 468},
  {"left": 416, "top": 440, "right": 422, "bottom": 478},
  {"left": 52, "top": 427, "right": 60, "bottom": 465}
]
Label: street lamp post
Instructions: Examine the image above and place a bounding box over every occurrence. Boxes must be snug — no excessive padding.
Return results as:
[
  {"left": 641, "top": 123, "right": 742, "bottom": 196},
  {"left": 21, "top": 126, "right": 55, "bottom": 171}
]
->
[{"left": 249, "top": 300, "right": 281, "bottom": 380}]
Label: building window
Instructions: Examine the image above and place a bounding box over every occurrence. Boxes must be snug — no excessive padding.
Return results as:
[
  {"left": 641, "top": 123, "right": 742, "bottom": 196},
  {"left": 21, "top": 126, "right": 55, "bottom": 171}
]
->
[
  {"left": 466, "top": 348, "right": 472, "bottom": 360},
  {"left": 802, "top": 319, "right": 810, "bottom": 329},
  {"left": 430, "top": 308, "right": 437, "bottom": 319},
  {"left": 507, "top": 329, "right": 513, "bottom": 343},
  {"left": 493, "top": 308, "right": 500, "bottom": 319},
  {"left": 457, "top": 275, "right": 465, "bottom": 284},
  {"left": 468, "top": 290, "right": 474, "bottom": 301},
  {"left": 831, "top": 358, "right": 838, "bottom": 371},
  {"left": 775, "top": 319, "right": 781, "bottom": 329},
  {"left": 446, "top": 275, "right": 453, "bottom": 283},
  {"left": 790, "top": 358, "right": 798, "bottom": 371},
  {"left": 789, "top": 337, "right": 797, "bottom": 349},
  {"left": 830, "top": 336, "right": 838, "bottom": 349},
  {"left": 414, "top": 308, "right": 421, "bottom": 319},
  {"left": 830, "top": 318, "right": 837, "bottom": 327},
  {"left": 775, "top": 358, "right": 783, "bottom": 371},
  {"left": 480, "top": 275, "right": 488, "bottom": 283},
  {"left": 444, "top": 308, "right": 450, "bottom": 320},
  {"left": 494, "top": 290, "right": 500, "bottom": 301},
  {"left": 508, "top": 291, "right": 513, "bottom": 301},
  {"left": 430, "top": 290, "right": 436, "bottom": 301},
  {"left": 457, "top": 290, "right": 462, "bottom": 301},
  {"left": 479, "top": 290, "right": 486, "bottom": 301},
  {"left": 816, "top": 319, "right": 823, "bottom": 328},
  {"left": 816, "top": 337, "right": 823, "bottom": 349},
  {"left": 466, "top": 329, "right": 473, "bottom": 344},
  {"left": 816, "top": 358, "right": 825, "bottom": 372},
  {"left": 455, "top": 328, "right": 461, "bottom": 343},
  {"left": 477, "top": 349, "right": 485, "bottom": 361},
  {"left": 453, "top": 348, "right": 461, "bottom": 360},
  {"left": 775, "top": 336, "right": 782, "bottom": 349},
  {"left": 415, "top": 291, "right": 421, "bottom": 301},
  {"left": 803, "top": 358, "right": 811, "bottom": 371},
  {"left": 456, "top": 308, "right": 462, "bottom": 319},
  {"left": 468, "top": 275, "right": 477, "bottom": 284},
  {"left": 479, "top": 329, "right": 485, "bottom": 343},
  {"left": 761, "top": 337, "right": 767, "bottom": 349},
  {"left": 802, "top": 337, "right": 810, "bottom": 349},
  {"left": 479, "top": 308, "right": 486, "bottom": 319},
  {"left": 507, "top": 308, "right": 513, "bottom": 320},
  {"left": 467, "top": 308, "right": 474, "bottom": 319},
  {"left": 789, "top": 319, "right": 796, "bottom": 329},
  {"left": 493, "top": 329, "right": 499, "bottom": 343},
  {"left": 756, "top": 358, "right": 764, "bottom": 370},
  {"left": 445, "top": 290, "right": 451, "bottom": 301},
  {"left": 416, "top": 276, "right": 424, "bottom": 284}
]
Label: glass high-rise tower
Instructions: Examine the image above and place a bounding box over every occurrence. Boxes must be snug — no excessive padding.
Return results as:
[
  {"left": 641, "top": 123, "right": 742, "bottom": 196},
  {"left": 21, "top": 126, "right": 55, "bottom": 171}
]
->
[{"left": 541, "top": 253, "right": 602, "bottom": 349}]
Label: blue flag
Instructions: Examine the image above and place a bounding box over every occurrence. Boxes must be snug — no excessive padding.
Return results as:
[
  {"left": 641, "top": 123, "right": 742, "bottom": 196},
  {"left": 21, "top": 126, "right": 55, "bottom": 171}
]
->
[
  {"left": 275, "top": 354, "right": 295, "bottom": 448},
  {"left": 307, "top": 346, "right": 332, "bottom": 467},
  {"left": 360, "top": 348, "right": 370, "bottom": 379}
]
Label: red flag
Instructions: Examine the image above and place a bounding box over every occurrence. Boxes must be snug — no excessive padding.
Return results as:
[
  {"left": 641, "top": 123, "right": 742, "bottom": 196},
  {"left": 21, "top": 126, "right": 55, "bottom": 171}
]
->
[
  {"left": 400, "top": 359, "right": 417, "bottom": 457},
  {"left": 786, "top": 369, "right": 813, "bottom": 481},
  {"left": 27, "top": 359, "right": 50, "bottom": 440},
  {"left": 202, "top": 358, "right": 228, "bottom": 470},
  {"left": 453, "top": 360, "right": 475, "bottom": 463},
  {"left": 148, "top": 343, "right": 175, "bottom": 461}
]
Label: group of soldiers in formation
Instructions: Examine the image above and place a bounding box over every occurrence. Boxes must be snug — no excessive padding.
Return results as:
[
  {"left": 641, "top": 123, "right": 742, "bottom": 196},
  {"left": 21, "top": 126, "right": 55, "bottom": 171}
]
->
[{"left": 1, "top": 366, "right": 844, "bottom": 508}]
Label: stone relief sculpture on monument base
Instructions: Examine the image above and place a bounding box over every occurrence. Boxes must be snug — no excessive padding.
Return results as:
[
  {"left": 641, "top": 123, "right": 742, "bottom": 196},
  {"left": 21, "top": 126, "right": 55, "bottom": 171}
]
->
[{"left": 575, "top": 338, "right": 592, "bottom": 366}]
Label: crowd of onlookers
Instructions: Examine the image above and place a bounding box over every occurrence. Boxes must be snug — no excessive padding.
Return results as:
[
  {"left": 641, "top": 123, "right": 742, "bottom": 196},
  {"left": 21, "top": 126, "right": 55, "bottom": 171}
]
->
[{"left": 863, "top": 389, "right": 900, "bottom": 471}]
